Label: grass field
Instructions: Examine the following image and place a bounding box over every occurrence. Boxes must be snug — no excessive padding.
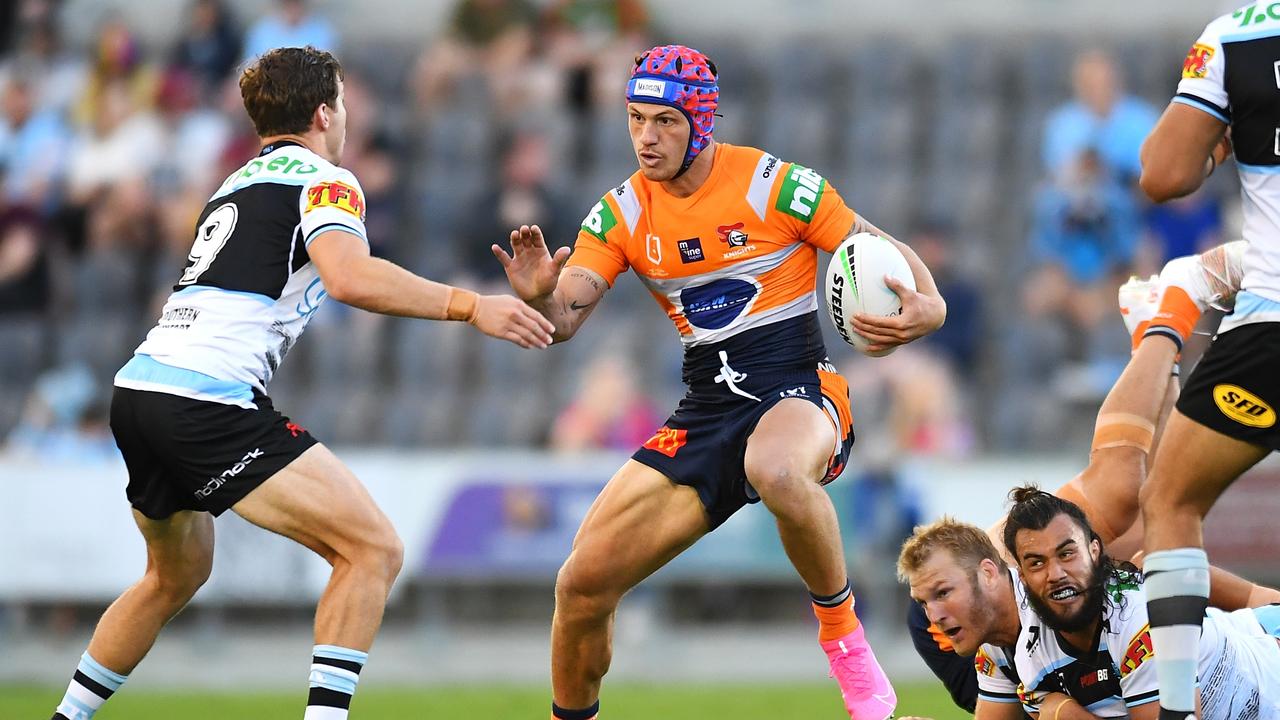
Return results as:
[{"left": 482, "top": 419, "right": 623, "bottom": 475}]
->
[{"left": 1, "top": 682, "right": 968, "bottom": 719}]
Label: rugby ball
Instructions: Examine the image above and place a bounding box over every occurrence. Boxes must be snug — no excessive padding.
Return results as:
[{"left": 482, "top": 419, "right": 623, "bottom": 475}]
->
[{"left": 825, "top": 232, "right": 916, "bottom": 357}]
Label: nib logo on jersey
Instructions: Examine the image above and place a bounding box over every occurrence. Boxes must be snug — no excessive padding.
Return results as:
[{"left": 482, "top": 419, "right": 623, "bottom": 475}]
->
[
  {"left": 195, "top": 448, "right": 264, "bottom": 499},
  {"left": 680, "top": 277, "right": 760, "bottom": 330},
  {"left": 717, "top": 222, "right": 757, "bottom": 259}
]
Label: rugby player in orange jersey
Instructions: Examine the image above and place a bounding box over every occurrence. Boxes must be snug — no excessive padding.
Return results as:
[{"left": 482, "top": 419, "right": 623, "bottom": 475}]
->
[{"left": 493, "top": 45, "right": 946, "bottom": 720}]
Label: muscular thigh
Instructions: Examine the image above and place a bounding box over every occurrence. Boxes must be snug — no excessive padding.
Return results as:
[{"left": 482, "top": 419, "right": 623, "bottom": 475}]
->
[
  {"left": 561, "top": 460, "right": 710, "bottom": 596},
  {"left": 230, "top": 444, "right": 395, "bottom": 564},
  {"left": 744, "top": 398, "right": 838, "bottom": 486}
]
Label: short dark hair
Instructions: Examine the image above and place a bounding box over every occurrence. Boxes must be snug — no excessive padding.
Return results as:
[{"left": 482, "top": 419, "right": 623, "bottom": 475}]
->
[{"left": 239, "top": 46, "right": 342, "bottom": 137}]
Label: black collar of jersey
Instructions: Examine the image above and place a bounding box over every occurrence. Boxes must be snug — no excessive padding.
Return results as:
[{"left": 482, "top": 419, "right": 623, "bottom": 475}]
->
[
  {"left": 259, "top": 139, "right": 305, "bottom": 156},
  {"left": 1053, "top": 612, "right": 1106, "bottom": 664}
]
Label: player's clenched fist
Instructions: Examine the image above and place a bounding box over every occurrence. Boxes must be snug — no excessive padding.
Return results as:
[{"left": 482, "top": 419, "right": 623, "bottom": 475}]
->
[{"left": 471, "top": 294, "right": 556, "bottom": 349}]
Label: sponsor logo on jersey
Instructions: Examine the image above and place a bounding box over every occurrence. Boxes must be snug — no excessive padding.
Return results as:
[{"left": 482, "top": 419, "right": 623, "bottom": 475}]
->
[
  {"left": 1079, "top": 668, "right": 1110, "bottom": 687},
  {"left": 581, "top": 199, "right": 617, "bottom": 243},
  {"left": 306, "top": 181, "right": 365, "bottom": 220},
  {"left": 775, "top": 164, "right": 826, "bottom": 223},
  {"left": 677, "top": 237, "right": 704, "bottom": 263},
  {"left": 286, "top": 421, "right": 307, "bottom": 438},
  {"left": 1233, "top": 3, "right": 1280, "bottom": 27},
  {"left": 643, "top": 426, "right": 687, "bottom": 457},
  {"left": 1182, "top": 43, "right": 1214, "bottom": 80},
  {"left": 975, "top": 648, "right": 998, "bottom": 676},
  {"left": 195, "top": 448, "right": 265, "bottom": 499},
  {"left": 680, "top": 278, "right": 758, "bottom": 330},
  {"left": 1213, "top": 383, "right": 1276, "bottom": 427},
  {"left": 1120, "top": 624, "right": 1153, "bottom": 677}
]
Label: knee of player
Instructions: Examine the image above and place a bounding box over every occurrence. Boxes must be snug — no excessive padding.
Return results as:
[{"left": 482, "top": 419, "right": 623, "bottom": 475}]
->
[
  {"left": 554, "top": 558, "right": 621, "bottom": 612},
  {"left": 147, "top": 561, "right": 211, "bottom": 607},
  {"left": 1137, "top": 478, "right": 1186, "bottom": 519},
  {"left": 744, "top": 455, "right": 824, "bottom": 501},
  {"left": 344, "top": 526, "right": 404, "bottom": 582}
]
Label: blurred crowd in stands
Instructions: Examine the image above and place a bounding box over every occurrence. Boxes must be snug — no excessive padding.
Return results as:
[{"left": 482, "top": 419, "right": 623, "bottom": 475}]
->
[{"left": 0, "top": 0, "right": 1233, "bottom": 461}]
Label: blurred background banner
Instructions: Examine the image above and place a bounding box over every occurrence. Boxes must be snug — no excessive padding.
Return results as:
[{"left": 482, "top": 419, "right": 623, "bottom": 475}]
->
[{"left": 0, "top": 0, "right": 1270, "bottom": 712}]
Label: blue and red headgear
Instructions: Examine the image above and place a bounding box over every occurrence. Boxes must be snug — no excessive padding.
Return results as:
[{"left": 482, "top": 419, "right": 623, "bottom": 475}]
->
[{"left": 627, "top": 44, "right": 719, "bottom": 178}]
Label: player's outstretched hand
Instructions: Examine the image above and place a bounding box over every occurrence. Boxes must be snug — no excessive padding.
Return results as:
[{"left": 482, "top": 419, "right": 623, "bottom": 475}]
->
[
  {"left": 472, "top": 294, "right": 556, "bottom": 349},
  {"left": 492, "top": 224, "right": 572, "bottom": 303},
  {"left": 850, "top": 275, "right": 947, "bottom": 353}
]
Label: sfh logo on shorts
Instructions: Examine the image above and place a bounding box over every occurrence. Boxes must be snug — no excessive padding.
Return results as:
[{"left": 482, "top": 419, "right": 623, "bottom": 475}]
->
[
  {"left": 1213, "top": 384, "right": 1275, "bottom": 428},
  {"left": 643, "top": 426, "right": 688, "bottom": 458}
]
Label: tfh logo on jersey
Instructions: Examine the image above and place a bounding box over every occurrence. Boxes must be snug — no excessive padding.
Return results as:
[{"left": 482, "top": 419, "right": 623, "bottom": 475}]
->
[
  {"left": 1119, "top": 625, "right": 1153, "bottom": 677},
  {"left": 643, "top": 426, "right": 688, "bottom": 458},
  {"left": 974, "top": 648, "right": 997, "bottom": 677},
  {"left": 306, "top": 181, "right": 365, "bottom": 220},
  {"left": 1182, "top": 43, "right": 1214, "bottom": 79}
]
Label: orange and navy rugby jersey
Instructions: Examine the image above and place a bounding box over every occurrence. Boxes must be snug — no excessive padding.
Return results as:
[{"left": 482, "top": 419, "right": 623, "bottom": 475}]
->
[{"left": 568, "top": 143, "right": 856, "bottom": 384}]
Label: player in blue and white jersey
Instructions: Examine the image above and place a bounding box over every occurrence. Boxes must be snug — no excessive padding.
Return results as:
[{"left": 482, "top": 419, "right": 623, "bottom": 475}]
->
[
  {"left": 899, "top": 492, "right": 1280, "bottom": 720},
  {"left": 1138, "top": 5, "right": 1280, "bottom": 717},
  {"left": 46, "top": 46, "right": 554, "bottom": 720}
]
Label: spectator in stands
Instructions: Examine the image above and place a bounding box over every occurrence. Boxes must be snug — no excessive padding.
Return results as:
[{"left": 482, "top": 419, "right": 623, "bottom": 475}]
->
[
  {"left": 5, "top": 363, "right": 117, "bottom": 461},
  {"left": 544, "top": 0, "right": 649, "bottom": 116},
  {"left": 242, "top": 0, "right": 337, "bottom": 60},
  {"left": 910, "top": 221, "right": 982, "bottom": 375},
  {"left": 1030, "top": 146, "right": 1139, "bottom": 287},
  {"left": 550, "top": 352, "right": 660, "bottom": 452},
  {"left": 412, "top": 0, "right": 540, "bottom": 116},
  {"left": 170, "top": 0, "right": 242, "bottom": 95},
  {"left": 152, "top": 67, "right": 231, "bottom": 194},
  {"left": 1144, "top": 187, "right": 1223, "bottom": 265},
  {"left": 1042, "top": 49, "right": 1158, "bottom": 184},
  {"left": 458, "top": 127, "right": 575, "bottom": 284},
  {"left": 0, "top": 206, "right": 51, "bottom": 317},
  {"left": 0, "top": 18, "right": 86, "bottom": 116},
  {"left": 0, "top": 72, "right": 69, "bottom": 213},
  {"left": 74, "top": 14, "right": 157, "bottom": 130},
  {"left": 66, "top": 77, "right": 164, "bottom": 207}
]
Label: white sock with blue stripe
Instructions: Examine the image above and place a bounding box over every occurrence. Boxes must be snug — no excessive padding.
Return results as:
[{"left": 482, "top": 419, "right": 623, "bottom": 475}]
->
[
  {"left": 305, "top": 644, "right": 368, "bottom": 719},
  {"left": 52, "top": 652, "right": 128, "bottom": 720},
  {"left": 1144, "top": 548, "right": 1210, "bottom": 720}
]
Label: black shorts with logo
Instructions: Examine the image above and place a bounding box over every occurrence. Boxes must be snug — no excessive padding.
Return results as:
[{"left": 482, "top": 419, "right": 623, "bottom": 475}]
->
[
  {"left": 632, "top": 360, "right": 855, "bottom": 529},
  {"left": 110, "top": 387, "right": 318, "bottom": 520},
  {"left": 1178, "top": 322, "right": 1280, "bottom": 450}
]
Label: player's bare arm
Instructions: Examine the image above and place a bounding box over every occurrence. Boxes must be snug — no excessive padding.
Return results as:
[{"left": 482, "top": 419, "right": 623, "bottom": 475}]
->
[
  {"left": 309, "top": 228, "right": 555, "bottom": 348},
  {"left": 1139, "top": 102, "right": 1230, "bottom": 202},
  {"left": 973, "top": 699, "right": 1029, "bottom": 720},
  {"left": 492, "top": 223, "right": 607, "bottom": 343},
  {"left": 846, "top": 216, "right": 947, "bottom": 352}
]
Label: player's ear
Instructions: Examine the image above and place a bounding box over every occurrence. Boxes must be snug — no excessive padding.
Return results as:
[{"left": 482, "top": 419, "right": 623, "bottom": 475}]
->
[{"left": 316, "top": 103, "right": 330, "bottom": 131}]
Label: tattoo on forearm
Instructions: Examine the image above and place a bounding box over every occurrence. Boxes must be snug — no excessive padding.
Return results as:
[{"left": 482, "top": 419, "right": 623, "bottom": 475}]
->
[
  {"left": 565, "top": 268, "right": 603, "bottom": 293},
  {"left": 569, "top": 299, "right": 596, "bottom": 312}
]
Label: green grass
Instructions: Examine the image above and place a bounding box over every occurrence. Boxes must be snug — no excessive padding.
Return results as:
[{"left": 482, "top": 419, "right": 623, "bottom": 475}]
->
[{"left": 1, "top": 682, "right": 967, "bottom": 719}]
